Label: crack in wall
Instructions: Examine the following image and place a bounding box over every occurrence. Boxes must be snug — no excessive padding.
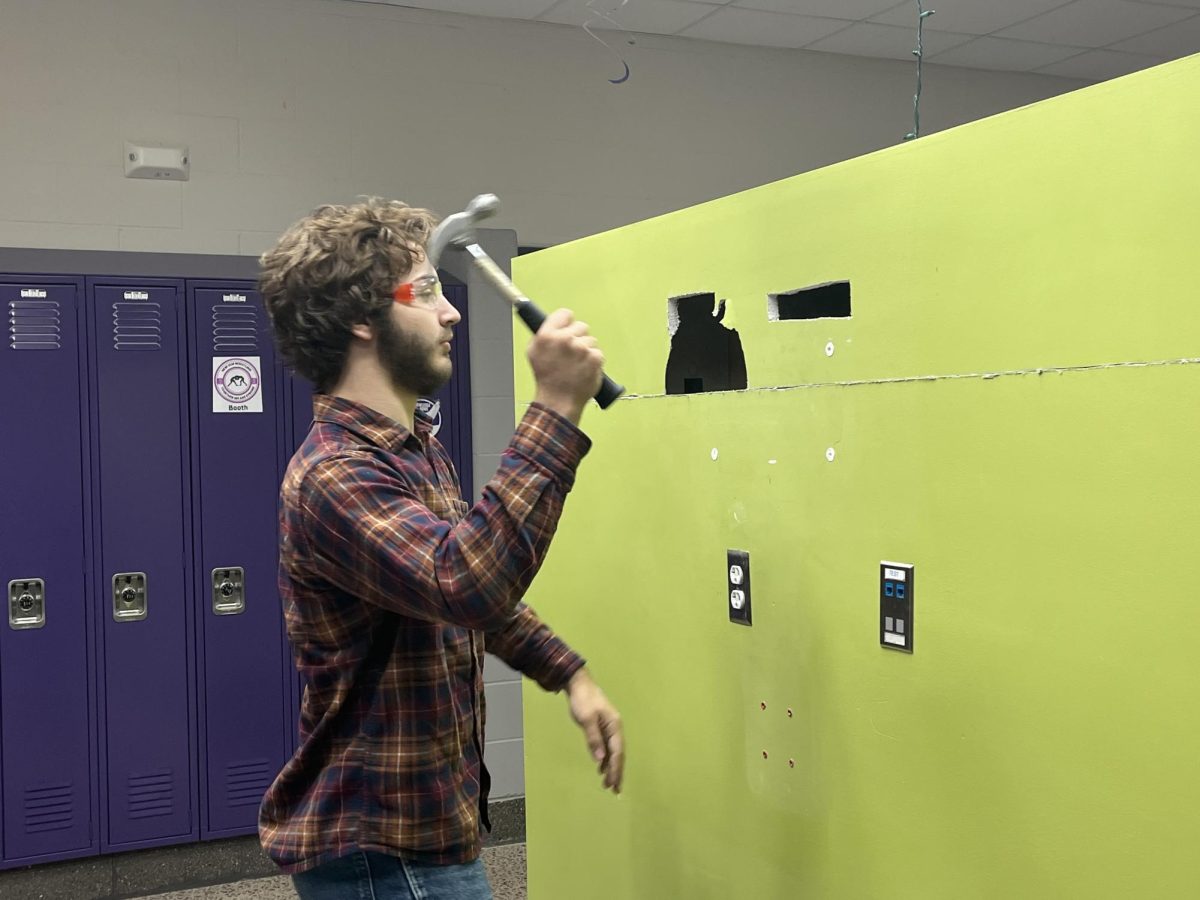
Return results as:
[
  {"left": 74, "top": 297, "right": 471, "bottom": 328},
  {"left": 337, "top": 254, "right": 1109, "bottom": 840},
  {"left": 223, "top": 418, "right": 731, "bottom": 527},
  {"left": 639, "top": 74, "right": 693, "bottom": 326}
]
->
[{"left": 620, "top": 356, "right": 1200, "bottom": 401}]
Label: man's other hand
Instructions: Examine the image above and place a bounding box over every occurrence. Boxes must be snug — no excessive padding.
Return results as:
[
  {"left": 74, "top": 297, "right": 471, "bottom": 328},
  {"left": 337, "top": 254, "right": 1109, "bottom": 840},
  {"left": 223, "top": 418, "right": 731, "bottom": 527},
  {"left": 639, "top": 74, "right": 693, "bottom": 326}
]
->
[{"left": 565, "top": 668, "right": 624, "bottom": 794}]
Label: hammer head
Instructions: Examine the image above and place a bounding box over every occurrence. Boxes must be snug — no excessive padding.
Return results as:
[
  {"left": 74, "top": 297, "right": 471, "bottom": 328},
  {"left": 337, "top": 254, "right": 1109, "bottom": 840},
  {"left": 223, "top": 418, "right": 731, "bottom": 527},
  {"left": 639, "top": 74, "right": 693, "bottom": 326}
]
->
[{"left": 427, "top": 193, "right": 501, "bottom": 268}]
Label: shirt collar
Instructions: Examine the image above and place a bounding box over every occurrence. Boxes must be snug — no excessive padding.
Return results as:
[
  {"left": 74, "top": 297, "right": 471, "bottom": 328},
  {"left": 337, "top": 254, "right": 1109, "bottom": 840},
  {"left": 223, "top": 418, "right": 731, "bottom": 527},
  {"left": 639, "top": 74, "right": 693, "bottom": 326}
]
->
[{"left": 312, "top": 394, "right": 434, "bottom": 453}]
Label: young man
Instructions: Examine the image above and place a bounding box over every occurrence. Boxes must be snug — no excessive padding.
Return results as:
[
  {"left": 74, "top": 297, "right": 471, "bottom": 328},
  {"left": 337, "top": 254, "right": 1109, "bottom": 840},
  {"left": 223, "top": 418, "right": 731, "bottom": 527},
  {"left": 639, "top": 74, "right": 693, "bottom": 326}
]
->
[{"left": 257, "top": 198, "right": 624, "bottom": 899}]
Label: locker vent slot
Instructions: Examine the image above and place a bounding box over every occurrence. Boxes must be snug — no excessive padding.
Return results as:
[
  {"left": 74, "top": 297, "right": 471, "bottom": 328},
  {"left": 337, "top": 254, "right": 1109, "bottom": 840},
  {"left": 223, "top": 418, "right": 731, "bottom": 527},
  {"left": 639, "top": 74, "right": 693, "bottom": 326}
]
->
[
  {"left": 112, "top": 302, "right": 163, "bottom": 351},
  {"left": 225, "top": 759, "right": 272, "bottom": 808},
  {"left": 8, "top": 299, "right": 62, "bottom": 350},
  {"left": 212, "top": 304, "right": 259, "bottom": 354},
  {"left": 24, "top": 782, "right": 75, "bottom": 833},
  {"left": 127, "top": 770, "right": 176, "bottom": 820}
]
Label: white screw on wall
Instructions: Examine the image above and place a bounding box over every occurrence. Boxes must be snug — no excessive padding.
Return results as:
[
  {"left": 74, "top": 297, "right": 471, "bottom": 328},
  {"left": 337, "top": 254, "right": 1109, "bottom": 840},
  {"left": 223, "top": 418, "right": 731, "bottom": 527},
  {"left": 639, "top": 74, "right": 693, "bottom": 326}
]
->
[
  {"left": 826, "top": 447, "right": 836, "bottom": 462},
  {"left": 825, "top": 341, "right": 835, "bottom": 357},
  {"left": 711, "top": 448, "right": 719, "bottom": 460}
]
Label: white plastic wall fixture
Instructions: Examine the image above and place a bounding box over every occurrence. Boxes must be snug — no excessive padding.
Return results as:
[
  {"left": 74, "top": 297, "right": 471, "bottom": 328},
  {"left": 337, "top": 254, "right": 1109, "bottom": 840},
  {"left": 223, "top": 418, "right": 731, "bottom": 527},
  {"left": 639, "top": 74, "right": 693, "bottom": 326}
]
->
[{"left": 124, "top": 142, "right": 189, "bottom": 181}]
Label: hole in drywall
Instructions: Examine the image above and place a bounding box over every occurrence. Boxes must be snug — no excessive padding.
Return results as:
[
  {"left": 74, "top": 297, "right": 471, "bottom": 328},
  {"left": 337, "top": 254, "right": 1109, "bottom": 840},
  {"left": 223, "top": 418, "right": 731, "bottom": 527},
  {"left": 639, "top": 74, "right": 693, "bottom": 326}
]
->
[
  {"left": 768, "top": 281, "right": 851, "bottom": 321},
  {"left": 665, "top": 293, "right": 747, "bottom": 395}
]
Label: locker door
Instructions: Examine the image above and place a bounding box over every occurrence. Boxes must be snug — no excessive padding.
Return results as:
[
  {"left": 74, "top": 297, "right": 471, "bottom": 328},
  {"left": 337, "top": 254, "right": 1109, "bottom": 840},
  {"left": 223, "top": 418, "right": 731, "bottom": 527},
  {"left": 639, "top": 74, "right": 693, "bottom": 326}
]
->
[
  {"left": 282, "top": 371, "right": 313, "bottom": 757},
  {"left": 419, "top": 281, "right": 472, "bottom": 499},
  {"left": 288, "top": 373, "right": 314, "bottom": 451},
  {"left": 89, "top": 279, "right": 196, "bottom": 850},
  {"left": 0, "top": 277, "right": 97, "bottom": 866},
  {"left": 188, "top": 282, "right": 288, "bottom": 838}
]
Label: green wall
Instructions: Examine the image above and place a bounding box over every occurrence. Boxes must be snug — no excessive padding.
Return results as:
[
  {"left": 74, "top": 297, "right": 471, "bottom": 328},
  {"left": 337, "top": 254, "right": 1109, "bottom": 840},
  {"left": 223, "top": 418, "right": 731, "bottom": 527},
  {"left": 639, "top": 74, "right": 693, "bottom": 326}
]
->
[{"left": 511, "top": 54, "right": 1200, "bottom": 899}]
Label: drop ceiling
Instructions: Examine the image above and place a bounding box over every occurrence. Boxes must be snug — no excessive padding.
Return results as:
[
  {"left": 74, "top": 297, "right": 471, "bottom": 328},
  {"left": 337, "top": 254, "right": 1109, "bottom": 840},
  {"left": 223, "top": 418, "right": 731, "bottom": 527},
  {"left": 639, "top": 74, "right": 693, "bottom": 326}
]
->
[{"left": 346, "top": 0, "right": 1200, "bottom": 82}]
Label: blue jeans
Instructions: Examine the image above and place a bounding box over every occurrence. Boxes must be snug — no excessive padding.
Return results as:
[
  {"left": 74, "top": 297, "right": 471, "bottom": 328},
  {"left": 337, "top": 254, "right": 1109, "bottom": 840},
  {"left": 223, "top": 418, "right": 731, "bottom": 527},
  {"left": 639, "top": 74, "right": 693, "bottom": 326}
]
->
[{"left": 292, "top": 851, "right": 494, "bottom": 900}]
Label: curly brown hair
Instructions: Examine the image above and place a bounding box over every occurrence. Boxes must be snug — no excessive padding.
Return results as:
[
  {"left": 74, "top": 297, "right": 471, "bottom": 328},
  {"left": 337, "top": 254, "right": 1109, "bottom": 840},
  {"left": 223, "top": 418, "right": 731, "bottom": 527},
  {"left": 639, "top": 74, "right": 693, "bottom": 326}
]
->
[{"left": 259, "top": 198, "right": 438, "bottom": 392}]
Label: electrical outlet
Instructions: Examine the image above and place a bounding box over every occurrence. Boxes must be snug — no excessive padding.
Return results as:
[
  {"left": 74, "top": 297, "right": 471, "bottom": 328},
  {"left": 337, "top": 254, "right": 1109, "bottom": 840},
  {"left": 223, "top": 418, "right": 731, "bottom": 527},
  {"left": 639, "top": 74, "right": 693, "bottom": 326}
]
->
[
  {"left": 728, "top": 550, "right": 751, "bottom": 626},
  {"left": 880, "top": 561, "right": 913, "bottom": 652}
]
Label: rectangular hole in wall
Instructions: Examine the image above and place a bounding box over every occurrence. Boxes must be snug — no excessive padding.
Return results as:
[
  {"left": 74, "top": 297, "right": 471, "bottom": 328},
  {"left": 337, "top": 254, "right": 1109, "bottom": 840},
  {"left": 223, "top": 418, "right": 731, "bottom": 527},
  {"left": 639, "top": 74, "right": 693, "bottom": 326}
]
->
[
  {"left": 768, "top": 281, "right": 851, "bottom": 321},
  {"left": 665, "top": 293, "right": 747, "bottom": 395}
]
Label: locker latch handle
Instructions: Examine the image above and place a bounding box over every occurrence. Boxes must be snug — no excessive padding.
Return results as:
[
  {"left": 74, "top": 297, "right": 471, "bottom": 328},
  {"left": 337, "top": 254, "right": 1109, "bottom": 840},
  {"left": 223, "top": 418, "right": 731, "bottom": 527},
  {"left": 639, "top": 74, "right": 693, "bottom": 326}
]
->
[
  {"left": 112, "top": 573, "right": 148, "bottom": 622},
  {"left": 212, "top": 567, "right": 246, "bottom": 616},
  {"left": 9, "top": 578, "right": 46, "bottom": 630}
]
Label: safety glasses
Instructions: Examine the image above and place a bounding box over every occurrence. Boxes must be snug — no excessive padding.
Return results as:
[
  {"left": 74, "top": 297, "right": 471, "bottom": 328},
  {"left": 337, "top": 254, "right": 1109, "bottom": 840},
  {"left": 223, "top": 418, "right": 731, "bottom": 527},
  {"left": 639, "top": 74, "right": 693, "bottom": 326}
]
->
[{"left": 393, "top": 275, "right": 443, "bottom": 309}]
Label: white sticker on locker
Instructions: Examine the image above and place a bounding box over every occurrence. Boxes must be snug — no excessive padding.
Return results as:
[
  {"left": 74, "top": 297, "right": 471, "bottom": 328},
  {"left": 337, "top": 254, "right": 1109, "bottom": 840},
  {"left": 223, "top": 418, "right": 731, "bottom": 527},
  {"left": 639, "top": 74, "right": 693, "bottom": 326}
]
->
[
  {"left": 213, "top": 356, "right": 263, "bottom": 413},
  {"left": 416, "top": 398, "right": 442, "bottom": 437},
  {"left": 884, "top": 567, "right": 907, "bottom": 581}
]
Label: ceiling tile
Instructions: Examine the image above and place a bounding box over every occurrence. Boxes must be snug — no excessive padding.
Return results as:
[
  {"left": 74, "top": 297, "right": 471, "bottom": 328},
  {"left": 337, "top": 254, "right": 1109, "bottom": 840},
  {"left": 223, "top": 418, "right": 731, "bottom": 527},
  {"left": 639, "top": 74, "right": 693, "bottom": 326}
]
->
[
  {"left": 995, "top": 0, "right": 1195, "bottom": 47},
  {"left": 679, "top": 6, "right": 852, "bottom": 47},
  {"left": 870, "top": 0, "right": 1075, "bottom": 35},
  {"left": 733, "top": 0, "right": 903, "bottom": 18},
  {"left": 929, "top": 35, "right": 1084, "bottom": 70},
  {"left": 354, "top": 0, "right": 558, "bottom": 16},
  {"left": 335, "top": 0, "right": 1200, "bottom": 74},
  {"left": 1034, "top": 46, "right": 1166, "bottom": 77},
  {"left": 1111, "top": 11, "right": 1200, "bottom": 55},
  {"left": 538, "top": 0, "right": 717, "bottom": 34},
  {"left": 805, "top": 22, "right": 976, "bottom": 60}
]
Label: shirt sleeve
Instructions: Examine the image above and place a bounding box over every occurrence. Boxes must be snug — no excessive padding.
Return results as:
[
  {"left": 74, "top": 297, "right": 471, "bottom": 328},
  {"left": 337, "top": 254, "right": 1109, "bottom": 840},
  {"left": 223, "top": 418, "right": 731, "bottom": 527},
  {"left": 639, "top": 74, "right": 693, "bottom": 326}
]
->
[
  {"left": 484, "top": 603, "right": 586, "bottom": 692},
  {"left": 297, "top": 404, "right": 590, "bottom": 631}
]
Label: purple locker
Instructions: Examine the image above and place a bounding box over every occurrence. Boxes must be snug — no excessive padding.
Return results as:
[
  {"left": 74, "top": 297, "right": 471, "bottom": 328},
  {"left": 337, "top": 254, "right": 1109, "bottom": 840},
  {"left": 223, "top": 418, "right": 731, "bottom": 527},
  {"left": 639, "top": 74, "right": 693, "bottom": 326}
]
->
[
  {"left": 187, "top": 282, "right": 288, "bottom": 838},
  {"left": 0, "top": 277, "right": 98, "bottom": 867},
  {"left": 282, "top": 371, "right": 313, "bottom": 758},
  {"left": 288, "top": 373, "right": 314, "bottom": 448},
  {"left": 418, "top": 281, "right": 473, "bottom": 499},
  {"left": 86, "top": 279, "right": 197, "bottom": 851}
]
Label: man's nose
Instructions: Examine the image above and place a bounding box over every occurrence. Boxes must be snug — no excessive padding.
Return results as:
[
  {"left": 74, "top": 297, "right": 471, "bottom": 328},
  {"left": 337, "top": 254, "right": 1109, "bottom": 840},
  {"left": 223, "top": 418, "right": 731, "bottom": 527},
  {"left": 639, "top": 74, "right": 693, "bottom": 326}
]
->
[{"left": 440, "top": 294, "right": 462, "bottom": 324}]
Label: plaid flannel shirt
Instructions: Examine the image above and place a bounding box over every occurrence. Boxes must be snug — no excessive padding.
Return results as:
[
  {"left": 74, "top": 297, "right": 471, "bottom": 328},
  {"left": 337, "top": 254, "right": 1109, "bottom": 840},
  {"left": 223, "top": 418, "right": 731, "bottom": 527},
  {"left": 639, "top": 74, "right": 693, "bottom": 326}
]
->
[{"left": 259, "top": 395, "right": 588, "bottom": 873}]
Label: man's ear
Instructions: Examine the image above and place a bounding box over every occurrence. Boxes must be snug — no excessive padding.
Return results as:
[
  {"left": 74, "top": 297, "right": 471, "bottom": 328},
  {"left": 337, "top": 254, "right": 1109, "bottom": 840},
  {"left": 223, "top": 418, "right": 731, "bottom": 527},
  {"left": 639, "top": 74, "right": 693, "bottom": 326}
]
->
[{"left": 350, "top": 320, "right": 374, "bottom": 342}]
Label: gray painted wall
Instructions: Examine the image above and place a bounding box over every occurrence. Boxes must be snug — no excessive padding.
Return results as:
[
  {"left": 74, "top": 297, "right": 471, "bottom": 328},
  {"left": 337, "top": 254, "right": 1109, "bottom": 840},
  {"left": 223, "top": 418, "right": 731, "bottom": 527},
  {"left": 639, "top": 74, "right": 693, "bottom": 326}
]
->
[{"left": 440, "top": 230, "right": 527, "bottom": 797}]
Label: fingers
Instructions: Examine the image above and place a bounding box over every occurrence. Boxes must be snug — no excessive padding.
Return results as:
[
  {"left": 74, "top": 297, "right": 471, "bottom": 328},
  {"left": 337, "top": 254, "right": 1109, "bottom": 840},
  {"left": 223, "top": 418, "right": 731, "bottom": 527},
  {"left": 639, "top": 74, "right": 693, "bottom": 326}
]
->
[
  {"left": 567, "top": 680, "right": 625, "bottom": 795},
  {"left": 544, "top": 310, "right": 592, "bottom": 341},
  {"left": 588, "top": 710, "right": 623, "bottom": 794},
  {"left": 543, "top": 308, "right": 575, "bottom": 330},
  {"left": 573, "top": 338, "right": 605, "bottom": 370},
  {"left": 601, "top": 717, "right": 625, "bottom": 794},
  {"left": 528, "top": 308, "right": 607, "bottom": 422},
  {"left": 581, "top": 716, "right": 607, "bottom": 768}
]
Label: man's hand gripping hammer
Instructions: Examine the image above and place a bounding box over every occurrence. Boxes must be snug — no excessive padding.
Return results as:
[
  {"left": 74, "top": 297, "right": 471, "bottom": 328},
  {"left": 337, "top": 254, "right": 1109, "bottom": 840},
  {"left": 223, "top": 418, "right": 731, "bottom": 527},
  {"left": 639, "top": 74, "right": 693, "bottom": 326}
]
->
[{"left": 428, "top": 194, "right": 625, "bottom": 410}]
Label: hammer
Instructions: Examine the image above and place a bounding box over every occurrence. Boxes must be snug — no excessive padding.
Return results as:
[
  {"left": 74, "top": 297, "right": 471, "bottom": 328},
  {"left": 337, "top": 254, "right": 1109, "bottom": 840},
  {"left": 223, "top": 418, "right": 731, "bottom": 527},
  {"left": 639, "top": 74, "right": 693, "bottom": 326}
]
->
[{"left": 428, "top": 194, "right": 625, "bottom": 410}]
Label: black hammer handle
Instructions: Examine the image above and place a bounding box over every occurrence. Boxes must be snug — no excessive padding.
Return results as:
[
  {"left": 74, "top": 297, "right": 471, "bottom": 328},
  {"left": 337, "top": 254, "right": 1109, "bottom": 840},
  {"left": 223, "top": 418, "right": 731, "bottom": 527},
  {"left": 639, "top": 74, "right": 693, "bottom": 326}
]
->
[{"left": 464, "top": 243, "right": 625, "bottom": 410}]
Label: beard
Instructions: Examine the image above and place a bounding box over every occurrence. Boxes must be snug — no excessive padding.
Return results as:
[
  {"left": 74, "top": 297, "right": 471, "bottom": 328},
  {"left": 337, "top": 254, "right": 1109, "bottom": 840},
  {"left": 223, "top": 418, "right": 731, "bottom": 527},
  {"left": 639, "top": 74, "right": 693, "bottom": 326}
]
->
[{"left": 375, "top": 313, "right": 452, "bottom": 398}]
